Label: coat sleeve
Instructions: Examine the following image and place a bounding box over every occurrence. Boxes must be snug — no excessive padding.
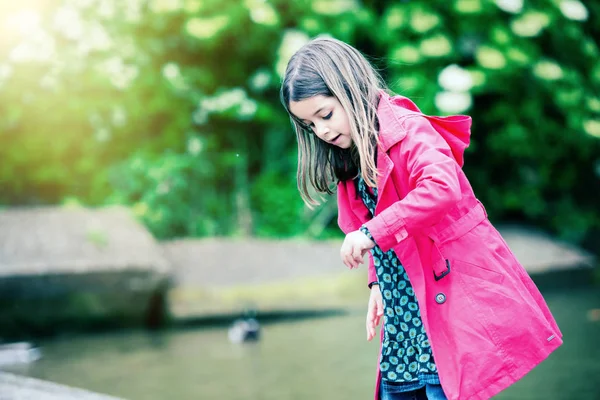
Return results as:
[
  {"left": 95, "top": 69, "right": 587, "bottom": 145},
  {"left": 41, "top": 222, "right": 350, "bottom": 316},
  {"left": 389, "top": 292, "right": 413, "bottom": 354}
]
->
[
  {"left": 337, "top": 181, "right": 378, "bottom": 286},
  {"left": 364, "top": 116, "right": 462, "bottom": 253}
]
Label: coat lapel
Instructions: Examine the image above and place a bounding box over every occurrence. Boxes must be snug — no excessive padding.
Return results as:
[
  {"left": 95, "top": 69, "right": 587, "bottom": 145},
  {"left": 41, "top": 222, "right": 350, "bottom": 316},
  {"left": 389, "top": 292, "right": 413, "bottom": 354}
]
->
[{"left": 374, "top": 145, "right": 394, "bottom": 217}]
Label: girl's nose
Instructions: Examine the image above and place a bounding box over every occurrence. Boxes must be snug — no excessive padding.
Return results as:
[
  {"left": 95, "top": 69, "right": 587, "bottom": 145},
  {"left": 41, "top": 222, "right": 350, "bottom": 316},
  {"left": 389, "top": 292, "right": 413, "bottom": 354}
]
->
[{"left": 314, "top": 122, "right": 329, "bottom": 139}]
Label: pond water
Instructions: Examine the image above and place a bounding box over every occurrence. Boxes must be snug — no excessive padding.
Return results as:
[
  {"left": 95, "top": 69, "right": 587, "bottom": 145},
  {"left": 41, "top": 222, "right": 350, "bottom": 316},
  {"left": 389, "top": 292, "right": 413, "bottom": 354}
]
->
[{"left": 14, "top": 283, "right": 600, "bottom": 399}]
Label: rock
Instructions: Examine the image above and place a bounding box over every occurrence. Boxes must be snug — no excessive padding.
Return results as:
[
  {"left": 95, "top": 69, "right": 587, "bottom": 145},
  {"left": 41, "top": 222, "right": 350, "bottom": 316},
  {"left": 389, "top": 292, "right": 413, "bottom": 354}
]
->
[
  {"left": 228, "top": 318, "right": 261, "bottom": 343},
  {"left": 0, "top": 342, "right": 41, "bottom": 367},
  {"left": 0, "top": 372, "right": 121, "bottom": 399}
]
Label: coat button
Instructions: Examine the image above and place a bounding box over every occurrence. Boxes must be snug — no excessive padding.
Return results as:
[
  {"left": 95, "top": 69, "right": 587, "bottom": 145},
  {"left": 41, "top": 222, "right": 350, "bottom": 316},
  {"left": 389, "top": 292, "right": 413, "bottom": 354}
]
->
[{"left": 435, "top": 293, "right": 446, "bottom": 304}]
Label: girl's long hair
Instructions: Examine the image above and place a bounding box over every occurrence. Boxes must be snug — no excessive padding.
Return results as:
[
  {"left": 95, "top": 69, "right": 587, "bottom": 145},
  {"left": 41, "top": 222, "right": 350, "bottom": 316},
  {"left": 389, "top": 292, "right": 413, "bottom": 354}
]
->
[{"left": 280, "top": 37, "right": 387, "bottom": 206}]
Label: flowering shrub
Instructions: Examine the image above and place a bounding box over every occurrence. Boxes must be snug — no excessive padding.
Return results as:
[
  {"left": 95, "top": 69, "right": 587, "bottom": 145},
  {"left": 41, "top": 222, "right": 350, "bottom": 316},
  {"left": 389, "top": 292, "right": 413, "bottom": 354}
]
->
[{"left": 0, "top": 0, "right": 598, "bottom": 247}]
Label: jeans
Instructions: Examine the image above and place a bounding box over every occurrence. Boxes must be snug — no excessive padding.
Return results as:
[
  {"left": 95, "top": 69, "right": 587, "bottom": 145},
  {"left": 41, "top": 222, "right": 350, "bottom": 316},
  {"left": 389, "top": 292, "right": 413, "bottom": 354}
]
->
[{"left": 380, "top": 380, "right": 448, "bottom": 400}]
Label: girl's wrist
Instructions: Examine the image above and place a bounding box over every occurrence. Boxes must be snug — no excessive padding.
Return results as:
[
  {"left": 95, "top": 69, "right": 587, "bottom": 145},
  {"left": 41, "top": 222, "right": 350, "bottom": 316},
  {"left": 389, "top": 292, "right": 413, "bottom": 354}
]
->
[
  {"left": 359, "top": 225, "right": 374, "bottom": 241},
  {"left": 368, "top": 281, "right": 379, "bottom": 289}
]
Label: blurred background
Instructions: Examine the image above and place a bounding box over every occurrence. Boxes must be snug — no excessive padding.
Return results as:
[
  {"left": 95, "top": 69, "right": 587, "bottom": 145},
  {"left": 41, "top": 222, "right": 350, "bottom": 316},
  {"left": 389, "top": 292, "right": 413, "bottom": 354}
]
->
[{"left": 0, "top": 0, "right": 599, "bottom": 399}]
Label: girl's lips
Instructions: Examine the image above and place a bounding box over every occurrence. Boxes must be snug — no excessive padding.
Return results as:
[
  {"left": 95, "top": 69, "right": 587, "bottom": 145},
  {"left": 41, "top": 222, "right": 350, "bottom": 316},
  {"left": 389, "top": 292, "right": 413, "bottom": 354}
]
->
[{"left": 330, "top": 134, "right": 341, "bottom": 144}]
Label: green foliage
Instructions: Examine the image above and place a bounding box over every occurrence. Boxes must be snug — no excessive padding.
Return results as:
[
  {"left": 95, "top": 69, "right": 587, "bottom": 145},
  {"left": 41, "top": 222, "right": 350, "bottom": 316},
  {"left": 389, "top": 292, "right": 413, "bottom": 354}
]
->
[
  {"left": 0, "top": 0, "right": 599, "bottom": 248},
  {"left": 250, "top": 170, "right": 305, "bottom": 236},
  {"left": 107, "top": 145, "right": 238, "bottom": 238}
]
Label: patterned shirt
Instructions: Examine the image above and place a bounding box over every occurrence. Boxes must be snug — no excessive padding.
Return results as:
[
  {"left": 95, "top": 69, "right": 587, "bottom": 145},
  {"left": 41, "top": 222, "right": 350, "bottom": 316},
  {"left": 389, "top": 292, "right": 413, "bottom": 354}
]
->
[{"left": 356, "top": 175, "right": 440, "bottom": 388}]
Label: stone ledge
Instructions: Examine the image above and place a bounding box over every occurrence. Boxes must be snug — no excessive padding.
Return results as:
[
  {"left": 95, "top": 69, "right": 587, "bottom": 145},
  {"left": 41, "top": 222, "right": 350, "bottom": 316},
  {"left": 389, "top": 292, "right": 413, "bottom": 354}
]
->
[
  {"left": 0, "top": 206, "right": 170, "bottom": 277},
  {"left": 497, "top": 224, "right": 595, "bottom": 273},
  {"left": 165, "top": 226, "right": 596, "bottom": 321}
]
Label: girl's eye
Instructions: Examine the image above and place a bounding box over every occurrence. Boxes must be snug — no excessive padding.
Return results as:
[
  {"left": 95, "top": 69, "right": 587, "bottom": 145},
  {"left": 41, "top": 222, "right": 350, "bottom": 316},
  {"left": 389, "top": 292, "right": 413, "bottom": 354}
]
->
[{"left": 323, "top": 111, "right": 333, "bottom": 120}]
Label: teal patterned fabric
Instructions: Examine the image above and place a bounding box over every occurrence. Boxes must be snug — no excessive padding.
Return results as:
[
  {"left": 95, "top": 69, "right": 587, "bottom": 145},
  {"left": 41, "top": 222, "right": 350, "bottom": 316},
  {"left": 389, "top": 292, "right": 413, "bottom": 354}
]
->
[{"left": 356, "top": 175, "right": 439, "bottom": 385}]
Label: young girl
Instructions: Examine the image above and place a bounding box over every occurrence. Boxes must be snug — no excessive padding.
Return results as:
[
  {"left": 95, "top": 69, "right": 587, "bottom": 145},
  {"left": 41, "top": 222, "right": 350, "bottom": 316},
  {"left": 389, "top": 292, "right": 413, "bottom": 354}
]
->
[{"left": 280, "top": 37, "right": 562, "bottom": 400}]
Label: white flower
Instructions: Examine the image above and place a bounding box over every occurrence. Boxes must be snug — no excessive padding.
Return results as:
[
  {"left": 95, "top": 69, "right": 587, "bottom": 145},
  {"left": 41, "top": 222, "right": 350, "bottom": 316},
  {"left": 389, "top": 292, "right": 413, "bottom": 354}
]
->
[
  {"left": 149, "top": 0, "right": 182, "bottom": 13},
  {"left": 238, "top": 99, "right": 258, "bottom": 119},
  {"left": 245, "top": 0, "right": 278, "bottom": 26},
  {"left": 101, "top": 57, "right": 138, "bottom": 90},
  {"left": 249, "top": 69, "right": 271, "bottom": 91},
  {"left": 559, "top": 0, "right": 588, "bottom": 21},
  {"left": 187, "top": 137, "right": 203, "bottom": 155},
  {"left": 40, "top": 74, "right": 58, "bottom": 90},
  {"left": 76, "top": 22, "right": 112, "bottom": 56},
  {"left": 583, "top": 120, "right": 600, "bottom": 138},
  {"left": 124, "top": 0, "right": 143, "bottom": 23},
  {"left": 435, "top": 91, "right": 472, "bottom": 114},
  {"left": 111, "top": 107, "right": 127, "bottom": 127},
  {"left": 162, "top": 62, "right": 180, "bottom": 81},
  {"left": 97, "top": 0, "right": 116, "bottom": 19},
  {"left": 53, "top": 6, "right": 84, "bottom": 40},
  {"left": 276, "top": 30, "right": 310, "bottom": 77},
  {"left": 192, "top": 108, "right": 208, "bottom": 125},
  {"left": 438, "top": 64, "right": 474, "bottom": 92},
  {"left": 225, "top": 87, "right": 246, "bottom": 104},
  {"left": 186, "top": 16, "right": 229, "bottom": 40},
  {"left": 194, "top": 88, "right": 257, "bottom": 122},
  {"left": 95, "top": 128, "right": 111, "bottom": 142},
  {"left": 510, "top": 11, "right": 550, "bottom": 37},
  {"left": 213, "top": 94, "right": 230, "bottom": 111},
  {"left": 156, "top": 181, "right": 171, "bottom": 195},
  {"left": 419, "top": 34, "right": 452, "bottom": 58},
  {"left": 9, "top": 29, "right": 55, "bottom": 63},
  {"left": 494, "top": 0, "right": 523, "bottom": 14},
  {"left": 533, "top": 60, "right": 563, "bottom": 81},
  {"left": 87, "top": 23, "right": 112, "bottom": 51},
  {"left": 312, "top": 0, "right": 358, "bottom": 15}
]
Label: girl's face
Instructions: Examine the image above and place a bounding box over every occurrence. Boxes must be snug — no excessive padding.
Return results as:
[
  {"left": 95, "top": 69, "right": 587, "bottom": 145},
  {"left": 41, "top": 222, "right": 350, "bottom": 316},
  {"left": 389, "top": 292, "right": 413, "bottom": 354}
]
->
[{"left": 289, "top": 95, "right": 353, "bottom": 149}]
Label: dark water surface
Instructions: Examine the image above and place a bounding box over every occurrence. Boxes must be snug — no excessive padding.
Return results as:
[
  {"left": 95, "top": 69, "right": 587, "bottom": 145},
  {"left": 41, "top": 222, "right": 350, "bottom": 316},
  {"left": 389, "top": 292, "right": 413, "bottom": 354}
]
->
[{"left": 19, "top": 284, "right": 600, "bottom": 399}]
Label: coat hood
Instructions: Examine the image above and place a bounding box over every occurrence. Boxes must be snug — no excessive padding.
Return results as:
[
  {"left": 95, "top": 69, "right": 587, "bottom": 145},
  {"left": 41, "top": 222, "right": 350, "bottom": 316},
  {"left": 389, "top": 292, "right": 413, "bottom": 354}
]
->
[{"left": 377, "top": 91, "right": 472, "bottom": 167}]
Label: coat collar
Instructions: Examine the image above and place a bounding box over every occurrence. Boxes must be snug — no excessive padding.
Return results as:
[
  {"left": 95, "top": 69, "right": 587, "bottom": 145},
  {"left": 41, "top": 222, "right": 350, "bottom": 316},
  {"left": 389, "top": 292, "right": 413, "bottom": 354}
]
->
[
  {"left": 373, "top": 90, "right": 423, "bottom": 208},
  {"left": 376, "top": 90, "right": 423, "bottom": 152}
]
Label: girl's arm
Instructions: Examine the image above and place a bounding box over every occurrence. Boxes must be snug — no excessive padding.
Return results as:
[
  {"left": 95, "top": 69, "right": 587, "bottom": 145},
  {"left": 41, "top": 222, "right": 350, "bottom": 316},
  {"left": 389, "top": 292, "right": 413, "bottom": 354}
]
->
[{"left": 364, "top": 115, "right": 462, "bottom": 253}]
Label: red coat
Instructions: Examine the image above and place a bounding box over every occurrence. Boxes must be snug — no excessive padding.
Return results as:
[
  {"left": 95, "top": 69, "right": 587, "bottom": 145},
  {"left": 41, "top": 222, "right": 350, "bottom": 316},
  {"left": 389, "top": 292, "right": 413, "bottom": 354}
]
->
[{"left": 337, "top": 92, "right": 562, "bottom": 400}]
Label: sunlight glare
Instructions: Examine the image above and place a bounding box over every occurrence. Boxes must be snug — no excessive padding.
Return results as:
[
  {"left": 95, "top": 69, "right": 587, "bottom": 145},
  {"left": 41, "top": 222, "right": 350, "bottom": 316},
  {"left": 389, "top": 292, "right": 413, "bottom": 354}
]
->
[{"left": 3, "top": 9, "right": 42, "bottom": 36}]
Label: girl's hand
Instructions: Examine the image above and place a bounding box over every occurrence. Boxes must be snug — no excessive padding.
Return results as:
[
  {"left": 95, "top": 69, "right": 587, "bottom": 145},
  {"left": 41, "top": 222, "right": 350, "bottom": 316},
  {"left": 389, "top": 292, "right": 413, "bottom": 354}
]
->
[
  {"left": 366, "top": 284, "right": 383, "bottom": 341},
  {"left": 340, "top": 230, "right": 375, "bottom": 269}
]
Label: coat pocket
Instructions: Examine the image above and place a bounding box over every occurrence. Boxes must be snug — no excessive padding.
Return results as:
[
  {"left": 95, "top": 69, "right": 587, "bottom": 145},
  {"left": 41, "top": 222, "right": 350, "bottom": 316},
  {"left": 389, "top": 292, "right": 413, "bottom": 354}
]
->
[{"left": 452, "top": 259, "right": 505, "bottom": 285}]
